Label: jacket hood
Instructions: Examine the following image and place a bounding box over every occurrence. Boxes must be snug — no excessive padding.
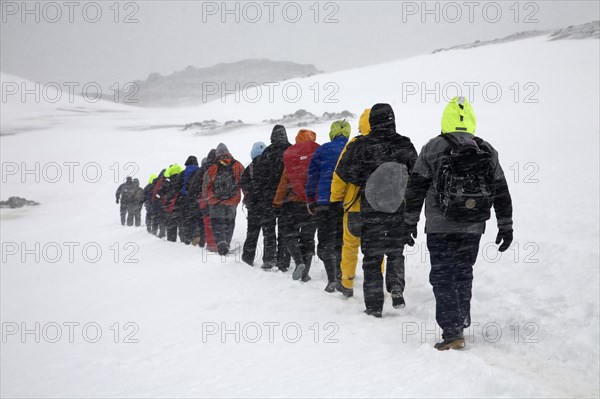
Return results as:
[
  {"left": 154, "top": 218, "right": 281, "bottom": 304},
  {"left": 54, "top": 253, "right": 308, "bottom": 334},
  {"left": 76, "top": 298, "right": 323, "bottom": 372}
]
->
[
  {"left": 125, "top": 176, "right": 132, "bottom": 183},
  {"left": 201, "top": 157, "right": 208, "bottom": 167},
  {"left": 295, "top": 129, "right": 317, "bottom": 143},
  {"left": 369, "top": 103, "right": 396, "bottom": 132},
  {"left": 207, "top": 149, "right": 216, "bottom": 164},
  {"left": 359, "top": 108, "right": 371, "bottom": 135},
  {"left": 441, "top": 96, "right": 476, "bottom": 135},
  {"left": 185, "top": 155, "right": 198, "bottom": 166},
  {"left": 133, "top": 178, "right": 140, "bottom": 187},
  {"left": 251, "top": 141, "right": 267, "bottom": 160},
  {"left": 329, "top": 120, "right": 351, "bottom": 141},
  {"left": 164, "top": 163, "right": 183, "bottom": 178},
  {"left": 148, "top": 173, "right": 158, "bottom": 184},
  {"left": 215, "top": 143, "right": 230, "bottom": 158},
  {"left": 271, "top": 124, "right": 290, "bottom": 145}
]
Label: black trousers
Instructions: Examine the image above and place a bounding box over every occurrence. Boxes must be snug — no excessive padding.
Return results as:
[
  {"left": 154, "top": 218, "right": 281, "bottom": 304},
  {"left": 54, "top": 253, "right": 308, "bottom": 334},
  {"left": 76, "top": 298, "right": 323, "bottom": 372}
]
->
[
  {"left": 211, "top": 218, "right": 236, "bottom": 247},
  {"left": 127, "top": 205, "right": 142, "bottom": 227},
  {"left": 145, "top": 206, "right": 154, "bottom": 233},
  {"left": 153, "top": 207, "right": 165, "bottom": 238},
  {"left": 316, "top": 206, "right": 343, "bottom": 283},
  {"left": 361, "top": 220, "right": 406, "bottom": 312},
  {"left": 165, "top": 212, "right": 179, "bottom": 242},
  {"left": 276, "top": 211, "right": 291, "bottom": 270},
  {"left": 243, "top": 207, "right": 276, "bottom": 265},
  {"left": 120, "top": 203, "right": 128, "bottom": 225},
  {"left": 427, "top": 233, "right": 482, "bottom": 339},
  {"left": 281, "top": 203, "right": 317, "bottom": 274},
  {"left": 179, "top": 203, "right": 203, "bottom": 245}
]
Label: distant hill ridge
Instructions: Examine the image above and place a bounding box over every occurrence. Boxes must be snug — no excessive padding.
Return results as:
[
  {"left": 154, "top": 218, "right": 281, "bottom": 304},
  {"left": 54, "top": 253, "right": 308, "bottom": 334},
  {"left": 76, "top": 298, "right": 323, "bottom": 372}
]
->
[
  {"left": 122, "top": 58, "right": 320, "bottom": 107},
  {"left": 433, "top": 20, "right": 599, "bottom": 53}
]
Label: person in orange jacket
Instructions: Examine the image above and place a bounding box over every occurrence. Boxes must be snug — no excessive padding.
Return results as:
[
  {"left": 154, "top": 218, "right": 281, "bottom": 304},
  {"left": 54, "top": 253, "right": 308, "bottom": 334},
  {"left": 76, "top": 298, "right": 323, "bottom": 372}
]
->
[
  {"left": 203, "top": 143, "right": 245, "bottom": 255},
  {"left": 273, "top": 129, "right": 320, "bottom": 282}
]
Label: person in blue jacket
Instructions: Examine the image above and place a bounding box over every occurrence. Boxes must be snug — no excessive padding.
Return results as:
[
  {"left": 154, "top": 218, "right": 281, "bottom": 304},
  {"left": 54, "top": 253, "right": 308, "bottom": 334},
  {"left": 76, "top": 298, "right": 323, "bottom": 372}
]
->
[{"left": 306, "top": 120, "right": 350, "bottom": 292}]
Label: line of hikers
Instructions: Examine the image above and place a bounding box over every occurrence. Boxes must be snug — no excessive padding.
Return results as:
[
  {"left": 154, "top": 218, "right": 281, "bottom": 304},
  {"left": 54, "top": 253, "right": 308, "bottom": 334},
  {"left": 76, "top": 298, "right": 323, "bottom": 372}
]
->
[{"left": 115, "top": 97, "right": 513, "bottom": 350}]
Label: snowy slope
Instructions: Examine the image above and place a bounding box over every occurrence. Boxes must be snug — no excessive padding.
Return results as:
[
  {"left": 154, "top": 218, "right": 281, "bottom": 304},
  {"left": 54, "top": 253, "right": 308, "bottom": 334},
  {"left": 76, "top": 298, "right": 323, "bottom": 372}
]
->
[{"left": 1, "top": 34, "right": 599, "bottom": 398}]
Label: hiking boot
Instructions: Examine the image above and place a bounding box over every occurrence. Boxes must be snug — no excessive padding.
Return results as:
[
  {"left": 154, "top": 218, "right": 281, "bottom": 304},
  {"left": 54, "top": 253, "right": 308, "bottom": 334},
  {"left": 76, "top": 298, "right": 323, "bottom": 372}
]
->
[
  {"left": 324, "top": 282, "right": 337, "bottom": 293},
  {"left": 391, "top": 288, "right": 406, "bottom": 309},
  {"left": 336, "top": 283, "right": 354, "bottom": 298},
  {"left": 191, "top": 236, "right": 201, "bottom": 246},
  {"left": 292, "top": 264, "right": 305, "bottom": 280},
  {"left": 301, "top": 274, "right": 311, "bottom": 282},
  {"left": 364, "top": 309, "right": 382, "bottom": 318},
  {"left": 434, "top": 337, "right": 465, "bottom": 351},
  {"left": 278, "top": 266, "right": 289, "bottom": 272},
  {"left": 241, "top": 253, "right": 254, "bottom": 267},
  {"left": 261, "top": 262, "right": 275, "bottom": 270},
  {"left": 217, "top": 241, "right": 229, "bottom": 256}
]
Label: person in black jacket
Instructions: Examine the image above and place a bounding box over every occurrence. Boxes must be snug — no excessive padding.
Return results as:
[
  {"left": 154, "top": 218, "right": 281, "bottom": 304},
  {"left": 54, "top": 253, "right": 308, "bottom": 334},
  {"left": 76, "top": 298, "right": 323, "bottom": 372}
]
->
[
  {"left": 143, "top": 173, "right": 158, "bottom": 233},
  {"left": 151, "top": 169, "right": 167, "bottom": 238},
  {"left": 403, "top": 96, "right": 513, "bottom": 351},
  {"left": 336, "top": 103, "right": 417, "bottom": 318},
  {"left": 241, "top": 141, "right": 275, "bottom": 268},
  {"left": 253, "top": 125, "right": 292, "bottom": 271},
  {"left": 179, "top": 156, "right": 200, "bottom": 245},
  {"left": 128, "top": 178, "right": 145, "bottom": 227},
  {"left": 159, "top": 164, "right": 184, "bottom": 242},
  {"left": 115, "top": 176, "right": 133, "bottom": 225},
  {"left": 186, "top": 157, "right": 209, "bottom": 247}
]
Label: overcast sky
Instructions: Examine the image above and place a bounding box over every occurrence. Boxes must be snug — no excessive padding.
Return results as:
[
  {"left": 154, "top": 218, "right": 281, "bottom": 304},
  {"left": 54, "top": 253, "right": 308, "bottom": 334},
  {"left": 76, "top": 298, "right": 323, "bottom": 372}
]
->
[{"left": 1, "top": 1, "right": 598, "bottom": 86}]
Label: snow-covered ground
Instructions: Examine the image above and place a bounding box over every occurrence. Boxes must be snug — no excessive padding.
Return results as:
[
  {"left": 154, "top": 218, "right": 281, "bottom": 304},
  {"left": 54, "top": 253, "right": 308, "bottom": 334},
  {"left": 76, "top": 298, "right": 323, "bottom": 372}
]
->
[{"left": 1, "top": 34, "right": 599, "bottom": 398}]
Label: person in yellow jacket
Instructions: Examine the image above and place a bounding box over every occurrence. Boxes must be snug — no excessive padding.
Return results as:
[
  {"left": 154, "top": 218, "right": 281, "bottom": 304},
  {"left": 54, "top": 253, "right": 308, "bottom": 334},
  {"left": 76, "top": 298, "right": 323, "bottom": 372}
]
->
[{"left": 330, "top": 109, "right": 383, "bottom": 297}]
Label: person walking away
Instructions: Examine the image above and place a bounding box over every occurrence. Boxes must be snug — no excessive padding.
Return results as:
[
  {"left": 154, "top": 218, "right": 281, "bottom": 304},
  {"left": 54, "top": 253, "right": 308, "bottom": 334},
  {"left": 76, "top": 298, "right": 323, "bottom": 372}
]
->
[
  {"left": 115, "top": 176, "right": 133, "bottom": 225},
  {"left": 273, "top": 129, "right": 319, "bottom": 282},
  {"left": 186, "top": 157, "right": 208, "bottom": 247},
  {"left": 330, "top": 109, "right": 383, "bottom": 298},
  {"left": 336, "top": 103, "right": 417, "bottom": 318},
  {"left": 151, "top": 169, "right": 167, "bottom": 238},
  {"left": 161, "top": 164, "right": 184, "bottom": 242},
  {"left": 253, "top": 125, "right": 292, "bottom": 271},
  {"left": 203, "top": 143, "right": 245, "bottom": 255},
  {"left": 179, "top": 155, "right": 200, "bottom": 244},
  {"left": 241, "top": 141, "right": 278, "bottom": 268},
  {"left": 306, "top": 120, "right": 350, "bottom": 292},
  {"left": 403, "top": 96, "right": 513, "bottom": 350},
  {"left": 144, "top": 173, "right": 158, "bottom": 233},
  {"left": 201, "top": 149, "right": 219, "bottom": 252},
  {"left": 128, "top": 178, "right": 145, "bottom": 227}
]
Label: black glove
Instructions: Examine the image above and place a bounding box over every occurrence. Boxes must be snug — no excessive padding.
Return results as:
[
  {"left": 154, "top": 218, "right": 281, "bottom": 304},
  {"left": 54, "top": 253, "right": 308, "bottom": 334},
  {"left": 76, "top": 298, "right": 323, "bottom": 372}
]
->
[
  {"left": 495, "top": 228, "right": 513, "bottom": 252},
  {"left": 116, "top": 198, "right": 119, "bottom": 204},
  {"left": 405, "top": 223, "right": 417, "bottom": 247}
]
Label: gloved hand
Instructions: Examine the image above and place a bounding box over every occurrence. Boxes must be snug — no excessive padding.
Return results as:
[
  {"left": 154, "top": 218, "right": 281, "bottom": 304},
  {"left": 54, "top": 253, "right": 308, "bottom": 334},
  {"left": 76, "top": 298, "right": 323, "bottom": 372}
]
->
[
  {"left": 405, "top": 223, "right": 417, "bottom": 247},
  {"left": 495, "top": 228, "right": 513, "bottom": 252},
  {"left": 116, "top": 198, "right": 119, "bottom": 204}
]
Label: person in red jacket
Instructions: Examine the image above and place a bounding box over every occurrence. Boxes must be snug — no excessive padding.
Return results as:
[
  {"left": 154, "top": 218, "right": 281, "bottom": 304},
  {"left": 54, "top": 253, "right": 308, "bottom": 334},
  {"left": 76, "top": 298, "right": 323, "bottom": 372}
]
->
[
  {"left": 273, "top": 129, "right": 320, "bottom": 281},
  {"left": 203, "top": 143, "right": 245, "bottom": 255}
]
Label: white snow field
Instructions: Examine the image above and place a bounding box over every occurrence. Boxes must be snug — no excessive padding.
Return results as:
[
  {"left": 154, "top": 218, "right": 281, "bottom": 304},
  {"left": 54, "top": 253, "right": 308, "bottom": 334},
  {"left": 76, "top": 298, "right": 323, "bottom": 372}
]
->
[{"left": 1, "top": 35, "right": 599, "bottom": 398}]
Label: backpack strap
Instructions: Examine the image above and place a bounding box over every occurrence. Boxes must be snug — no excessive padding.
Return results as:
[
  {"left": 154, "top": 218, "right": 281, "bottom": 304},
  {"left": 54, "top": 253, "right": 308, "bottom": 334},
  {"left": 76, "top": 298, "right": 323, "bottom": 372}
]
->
[{"left": 440, "top": 133, "right": 460, "bottom": 148}]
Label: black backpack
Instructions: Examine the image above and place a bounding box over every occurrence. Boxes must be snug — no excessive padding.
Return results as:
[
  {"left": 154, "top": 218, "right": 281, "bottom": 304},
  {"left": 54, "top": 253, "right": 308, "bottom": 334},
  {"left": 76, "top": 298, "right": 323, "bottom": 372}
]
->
[
  {"left": 213, "top": 161, "right": 239, "bottom": 201},
  {"left": 435, "top": 134, "right": 494, "bottom": 223}
]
